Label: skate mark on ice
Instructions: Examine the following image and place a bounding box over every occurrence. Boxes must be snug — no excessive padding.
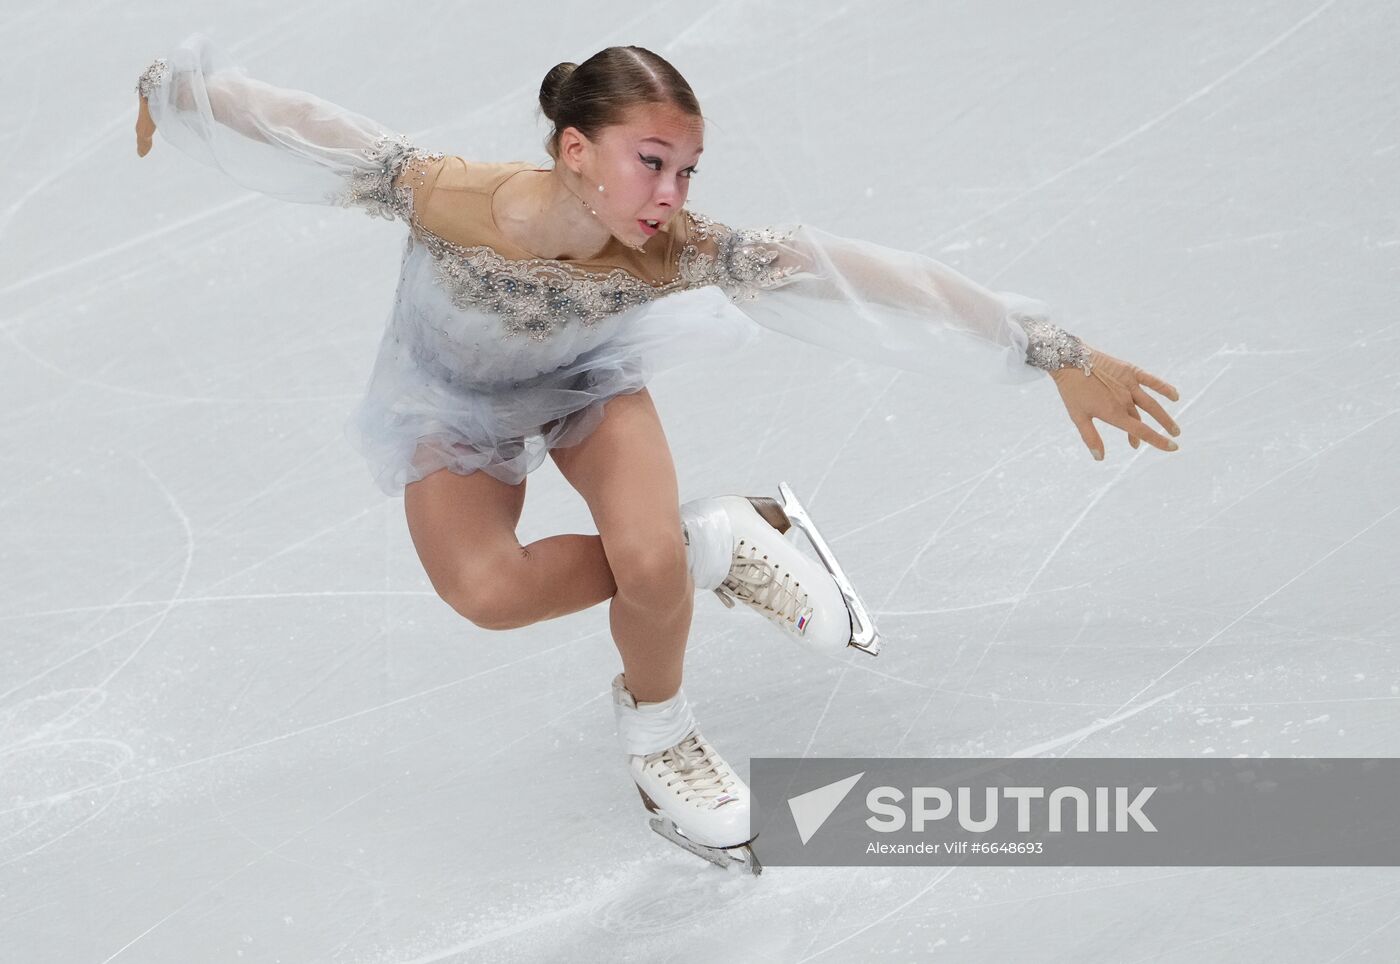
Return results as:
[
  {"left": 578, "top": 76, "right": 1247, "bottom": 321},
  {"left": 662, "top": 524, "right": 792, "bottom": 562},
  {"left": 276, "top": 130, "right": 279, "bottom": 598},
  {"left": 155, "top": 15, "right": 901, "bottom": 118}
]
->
[
  {"left": 98, "top": 781, "right": 389, "bottom": 964},
  {"left": 1, "top": 453, "right": 196, "bottom": 708},
  {"left": 430, "top": 688, "right": 606, "bottom": 790},
  {"left": 0, "top": 587, "right": 437, "bottom": 625},
  {"left": 795, "top": 865, "right": 960, "bottom": 963},
  {"left": 1177, "top": 405, "right": 1400, "bottom": 543},
  {"left": 875, "top": 581, "right": 1084, "bottom": 618},
  {"left": 849, "top": 659, "right": 1136, "bottom": 709},
  {"left": 593, "top": 872, "right": 750, "bottom": 934},
  {"left": 1056, "top": 500, "right": 1400, "bottom": 758},
  {"left": 805, "top": 371, "right": 902, "bottom": 507},
  {"left": 1189, "top": 318, "right": 1400, "bottom": 426},
  {"left": 0, "top": 629, "right": 602, "bottom": 821},
  {"left": 1315, "top": 901, "right": 1400, "bottom": 964},
  {"left": 825, "top": 436, "right": 1052, "bottom": 544},
  {"left": 15, "top": 490, "right": 382, "bottom": 700},
  {"left": 1113, "top": 877, "right": 1400, "bottom": 964},
  {"left": 0, "top": 687, "right": 133, "bottom": 868},
  {"left": 797, "top": 671, "right": 846, "bottom": 761},
  {"left": 911, "top": 0, "right": 1343, "bottom": 253},
  {"left": 911, "top": 364, "right": 1226, "bottom": 748},
  {"left": 1007, "top": 688, "right": 1182, "bottom": 757},
  {"left": 794, "top": 433, "right": 1040, "bottom": 956}
]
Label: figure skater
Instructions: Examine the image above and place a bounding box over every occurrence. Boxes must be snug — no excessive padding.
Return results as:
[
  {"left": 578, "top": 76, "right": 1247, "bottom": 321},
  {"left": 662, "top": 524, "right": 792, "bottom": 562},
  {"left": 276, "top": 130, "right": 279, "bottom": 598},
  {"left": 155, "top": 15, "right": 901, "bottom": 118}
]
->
[{"left": 134, "top": 34, "right": 1181, "bottom": 874}]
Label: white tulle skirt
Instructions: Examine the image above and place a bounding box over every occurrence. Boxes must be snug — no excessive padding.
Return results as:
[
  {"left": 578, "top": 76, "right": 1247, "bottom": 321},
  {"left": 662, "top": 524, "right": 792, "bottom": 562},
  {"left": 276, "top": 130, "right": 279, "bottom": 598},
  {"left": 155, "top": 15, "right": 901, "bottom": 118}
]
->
[{"left": 344, "top": 285, "right": 757, "bottom": 496}]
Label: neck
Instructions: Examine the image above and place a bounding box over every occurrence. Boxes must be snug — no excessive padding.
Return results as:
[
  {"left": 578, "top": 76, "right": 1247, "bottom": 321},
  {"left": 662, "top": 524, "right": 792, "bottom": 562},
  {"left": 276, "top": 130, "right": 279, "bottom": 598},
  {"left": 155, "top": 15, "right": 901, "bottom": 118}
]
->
[{"left": 511, "top": 166, "right": 636, "bottom": 260}]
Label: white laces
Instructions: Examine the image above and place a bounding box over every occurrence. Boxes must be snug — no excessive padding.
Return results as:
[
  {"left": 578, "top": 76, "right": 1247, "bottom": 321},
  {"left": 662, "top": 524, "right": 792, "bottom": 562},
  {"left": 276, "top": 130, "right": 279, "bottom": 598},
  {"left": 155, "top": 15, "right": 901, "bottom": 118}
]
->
[
  {"left": 712, "top": 539, "right": 812, "bottom": 628},
  {"left": 646, "top": 731, "right": 738, "bottom": 807}
]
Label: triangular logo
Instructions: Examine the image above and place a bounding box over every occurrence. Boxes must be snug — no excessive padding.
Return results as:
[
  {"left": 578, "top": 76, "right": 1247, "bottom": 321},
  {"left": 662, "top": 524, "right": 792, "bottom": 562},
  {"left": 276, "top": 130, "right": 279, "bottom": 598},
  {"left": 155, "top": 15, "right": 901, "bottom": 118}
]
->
[{"left": 787, "top": 772, "right": 864, "bottom": 845}]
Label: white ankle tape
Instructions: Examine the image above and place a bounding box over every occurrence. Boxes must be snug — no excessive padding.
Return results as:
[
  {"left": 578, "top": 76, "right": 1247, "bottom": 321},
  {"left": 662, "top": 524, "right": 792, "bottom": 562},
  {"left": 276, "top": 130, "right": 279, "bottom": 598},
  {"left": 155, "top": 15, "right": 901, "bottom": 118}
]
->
[
  {"left": 681, "top": 500, "right": 733, "bottom": 592},
  {"left": 611, "top": 674, "right": 697, "bottom": 756}
]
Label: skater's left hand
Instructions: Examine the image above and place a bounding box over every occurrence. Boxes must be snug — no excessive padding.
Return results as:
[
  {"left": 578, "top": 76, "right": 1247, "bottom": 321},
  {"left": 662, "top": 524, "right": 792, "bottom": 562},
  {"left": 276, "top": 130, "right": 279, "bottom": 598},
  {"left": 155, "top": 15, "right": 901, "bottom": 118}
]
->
[
  {"left": 1050, "top": 347, "right": 1181, "bottom": 460},
  {"left": 135, "top": 94, "right": 157, "bottom": 157}
]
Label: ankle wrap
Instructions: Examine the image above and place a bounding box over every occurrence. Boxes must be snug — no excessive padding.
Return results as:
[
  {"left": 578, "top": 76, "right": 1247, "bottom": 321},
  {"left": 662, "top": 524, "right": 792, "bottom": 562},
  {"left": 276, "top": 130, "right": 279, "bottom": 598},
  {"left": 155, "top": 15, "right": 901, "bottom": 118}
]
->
[
  {"left": 680, "top": 499, "right": 734, "bottom": 592},
  {"left": 611, "top": 673, "right": 697, "bottom": 756}
]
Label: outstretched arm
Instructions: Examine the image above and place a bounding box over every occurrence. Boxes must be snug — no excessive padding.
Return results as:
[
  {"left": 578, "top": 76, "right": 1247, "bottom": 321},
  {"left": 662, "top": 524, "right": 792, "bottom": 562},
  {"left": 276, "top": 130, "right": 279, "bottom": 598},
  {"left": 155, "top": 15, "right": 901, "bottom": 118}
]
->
[
  {"left": 677, "top": 211, "right": 1182, "bottom": 459},
  {"left": 133, "top": 32, "right": 445, "bottom": 224}
]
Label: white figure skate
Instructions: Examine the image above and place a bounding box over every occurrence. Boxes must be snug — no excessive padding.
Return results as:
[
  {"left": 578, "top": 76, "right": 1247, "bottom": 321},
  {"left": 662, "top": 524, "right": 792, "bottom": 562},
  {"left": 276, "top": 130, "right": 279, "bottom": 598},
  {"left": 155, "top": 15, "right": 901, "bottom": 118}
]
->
[
  {"left": 681, "top": 481, "right": 881, "bottom": 656},
  {"left": 610, "top": 673, "right": 761, "bottom": 875}
]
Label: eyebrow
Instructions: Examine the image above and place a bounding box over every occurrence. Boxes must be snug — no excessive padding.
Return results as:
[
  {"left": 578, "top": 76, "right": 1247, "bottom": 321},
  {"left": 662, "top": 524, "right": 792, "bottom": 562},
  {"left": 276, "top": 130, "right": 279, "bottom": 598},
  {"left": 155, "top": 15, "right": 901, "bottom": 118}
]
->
[{"left": 639, "top": 137, "right": 704, "bottom": 154}]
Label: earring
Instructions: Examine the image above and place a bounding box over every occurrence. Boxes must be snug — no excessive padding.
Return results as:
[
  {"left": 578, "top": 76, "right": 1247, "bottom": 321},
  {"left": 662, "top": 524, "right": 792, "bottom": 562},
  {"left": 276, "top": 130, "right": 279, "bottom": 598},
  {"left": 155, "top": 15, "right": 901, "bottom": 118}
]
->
[{"left": 598, "top": 184, "right": 604, "bottom": 192}]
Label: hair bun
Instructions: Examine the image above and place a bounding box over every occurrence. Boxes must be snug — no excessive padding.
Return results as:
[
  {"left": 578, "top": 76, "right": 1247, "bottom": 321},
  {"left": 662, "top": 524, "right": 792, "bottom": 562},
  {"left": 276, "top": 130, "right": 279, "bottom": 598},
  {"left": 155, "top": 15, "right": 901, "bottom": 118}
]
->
[{"left": 539, "top": 62, "right": 578, "bottom": 123}]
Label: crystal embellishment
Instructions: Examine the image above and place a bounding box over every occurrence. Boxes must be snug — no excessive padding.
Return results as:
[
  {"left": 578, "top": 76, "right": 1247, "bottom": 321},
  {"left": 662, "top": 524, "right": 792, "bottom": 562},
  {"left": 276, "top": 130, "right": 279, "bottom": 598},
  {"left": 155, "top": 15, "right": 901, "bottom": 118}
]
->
[
  {"left": 134, "top": 57, "right": 170, "bottom": 98},
  {"left": 677, "top": 210, "right": 802, "bottom": 302},
  {"left": 403, "top": 209, "right": 802, "bottom": 343},
  {"left": 329, "top": 133, "right": 446, "bottom": 223},
  {"left": 1015, "top": 315, "right": 1093, "bottom": 376}
]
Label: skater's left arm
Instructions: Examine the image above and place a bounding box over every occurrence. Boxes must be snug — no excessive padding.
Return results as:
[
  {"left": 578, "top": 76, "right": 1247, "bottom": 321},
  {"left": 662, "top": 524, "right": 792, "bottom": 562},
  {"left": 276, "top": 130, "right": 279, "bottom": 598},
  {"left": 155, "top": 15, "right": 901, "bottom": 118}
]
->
[{"left": 677, "top": 211, "right": 1182, "bottom": 459}]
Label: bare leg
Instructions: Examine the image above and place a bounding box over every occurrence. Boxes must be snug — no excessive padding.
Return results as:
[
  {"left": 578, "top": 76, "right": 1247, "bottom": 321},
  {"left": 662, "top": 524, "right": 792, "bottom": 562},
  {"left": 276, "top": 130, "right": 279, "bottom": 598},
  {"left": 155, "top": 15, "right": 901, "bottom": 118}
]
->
[
  {"left": 549, "top": 388, "right": 693, "bottom": 703},
  {"left": 405, "top": 461, "right": 618, "bottom": 629},
  {"left": 405, "top": 388, "right": 692, "bottom": 703}
]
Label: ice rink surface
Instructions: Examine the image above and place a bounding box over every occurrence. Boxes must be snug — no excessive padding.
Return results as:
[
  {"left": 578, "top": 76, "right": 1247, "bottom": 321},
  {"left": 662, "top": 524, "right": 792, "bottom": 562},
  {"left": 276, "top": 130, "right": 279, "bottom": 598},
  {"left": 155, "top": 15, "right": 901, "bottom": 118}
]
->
[{"left": 4, "top": 0, "right": 1399, "bottom": 960}]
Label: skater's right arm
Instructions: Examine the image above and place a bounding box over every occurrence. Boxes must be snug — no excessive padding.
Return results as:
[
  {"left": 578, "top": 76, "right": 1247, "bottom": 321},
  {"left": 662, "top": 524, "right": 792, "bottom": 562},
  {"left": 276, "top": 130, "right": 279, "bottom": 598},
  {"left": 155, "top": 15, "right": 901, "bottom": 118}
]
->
[{"left": 133, "top": 33, "right": 447, "bottom": 225}]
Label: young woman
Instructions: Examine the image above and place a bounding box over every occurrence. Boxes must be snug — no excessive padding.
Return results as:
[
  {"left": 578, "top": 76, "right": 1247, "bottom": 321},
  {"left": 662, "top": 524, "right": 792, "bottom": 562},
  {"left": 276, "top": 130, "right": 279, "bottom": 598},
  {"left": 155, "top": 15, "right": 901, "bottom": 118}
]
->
[{"left": 134, "top": 33, "right": 1182, "bottom": 874}]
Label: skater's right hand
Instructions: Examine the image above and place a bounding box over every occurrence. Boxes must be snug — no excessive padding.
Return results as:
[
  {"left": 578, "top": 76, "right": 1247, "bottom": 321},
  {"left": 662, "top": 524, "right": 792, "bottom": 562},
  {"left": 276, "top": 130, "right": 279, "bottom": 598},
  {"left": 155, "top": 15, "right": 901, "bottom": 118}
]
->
[{"left": 135, "top": 95, "right": 156, "bottom": 157}]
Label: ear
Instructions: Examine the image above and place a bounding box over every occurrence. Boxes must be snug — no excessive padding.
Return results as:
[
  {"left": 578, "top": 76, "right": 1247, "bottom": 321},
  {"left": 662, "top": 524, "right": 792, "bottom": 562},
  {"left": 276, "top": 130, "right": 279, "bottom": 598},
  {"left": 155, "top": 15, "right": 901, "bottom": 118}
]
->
[{"left": 558, "top": 126, "right": 592, "bottom": 175}]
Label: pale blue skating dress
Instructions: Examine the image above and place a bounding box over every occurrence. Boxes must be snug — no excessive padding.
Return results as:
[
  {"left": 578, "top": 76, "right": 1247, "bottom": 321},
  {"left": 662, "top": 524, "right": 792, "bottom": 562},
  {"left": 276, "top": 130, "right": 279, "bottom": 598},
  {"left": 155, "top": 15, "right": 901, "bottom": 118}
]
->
[{"left": 136, "top": 34, "right": 1076, "bottom": 497}]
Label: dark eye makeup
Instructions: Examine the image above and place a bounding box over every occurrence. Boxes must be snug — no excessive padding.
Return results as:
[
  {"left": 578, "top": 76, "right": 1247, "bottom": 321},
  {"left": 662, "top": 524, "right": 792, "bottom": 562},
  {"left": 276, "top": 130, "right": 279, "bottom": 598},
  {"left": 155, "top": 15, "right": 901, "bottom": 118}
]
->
[{"left": 639, "top": 153, "right": 700, "bottom": 177}]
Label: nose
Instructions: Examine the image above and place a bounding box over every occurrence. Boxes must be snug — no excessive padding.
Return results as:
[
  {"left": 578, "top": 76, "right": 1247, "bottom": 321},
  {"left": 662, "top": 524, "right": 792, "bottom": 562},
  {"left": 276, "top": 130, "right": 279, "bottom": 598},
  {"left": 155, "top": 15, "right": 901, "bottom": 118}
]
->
[{"left": 654, "top": 182, "right": 683, "bottom": 208}]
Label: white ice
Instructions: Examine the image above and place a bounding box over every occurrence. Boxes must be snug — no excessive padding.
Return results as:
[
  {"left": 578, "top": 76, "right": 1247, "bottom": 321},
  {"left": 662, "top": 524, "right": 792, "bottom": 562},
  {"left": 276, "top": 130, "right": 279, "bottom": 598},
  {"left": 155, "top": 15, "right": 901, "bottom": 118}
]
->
[{"left": 4, "top": 1, "right": 1399, "bottom": 961}]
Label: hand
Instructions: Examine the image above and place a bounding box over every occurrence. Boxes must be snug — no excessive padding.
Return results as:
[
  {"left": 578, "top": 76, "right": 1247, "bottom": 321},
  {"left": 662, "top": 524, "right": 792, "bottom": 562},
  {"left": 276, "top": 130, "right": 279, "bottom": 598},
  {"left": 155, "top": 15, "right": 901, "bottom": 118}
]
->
[
  {"left": 1050, "top": 347, "right": 1181, "bottom": 460},
  {"left": 136, "top": 95, "right": 156, "bottom": 157}
]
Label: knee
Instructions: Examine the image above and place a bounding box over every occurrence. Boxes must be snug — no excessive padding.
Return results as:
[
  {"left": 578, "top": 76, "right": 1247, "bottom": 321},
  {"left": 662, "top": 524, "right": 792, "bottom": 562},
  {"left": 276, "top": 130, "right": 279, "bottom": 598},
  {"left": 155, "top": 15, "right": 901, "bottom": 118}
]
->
[
  {"left": 439, "top": 563, "right": 525, "bottom": 631},
  {"left": 607, "top": 533, "right": 691, "bottom": 602}
]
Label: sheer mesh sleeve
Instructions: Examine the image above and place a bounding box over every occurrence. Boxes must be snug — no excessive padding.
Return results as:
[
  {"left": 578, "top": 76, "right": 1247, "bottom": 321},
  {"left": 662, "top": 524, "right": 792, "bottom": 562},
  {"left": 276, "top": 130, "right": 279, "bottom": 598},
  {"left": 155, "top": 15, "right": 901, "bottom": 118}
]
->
[
  {"left": 134, "top": 32, "right": 445, "bottom": 223},
  {"left": 676, "top": 210, "right": 1091, "bottom": 385}
]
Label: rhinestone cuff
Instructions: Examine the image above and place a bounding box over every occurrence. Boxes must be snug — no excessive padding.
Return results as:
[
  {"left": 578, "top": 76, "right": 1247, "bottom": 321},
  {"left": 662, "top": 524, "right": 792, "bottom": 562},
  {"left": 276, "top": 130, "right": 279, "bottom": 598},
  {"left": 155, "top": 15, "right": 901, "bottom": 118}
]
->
[
  {"left": 135, "top": 57, "right": 170, "bottom": 99},
  {"left": 1016, "top": 315, "right": 1093, "bottom": 376}
]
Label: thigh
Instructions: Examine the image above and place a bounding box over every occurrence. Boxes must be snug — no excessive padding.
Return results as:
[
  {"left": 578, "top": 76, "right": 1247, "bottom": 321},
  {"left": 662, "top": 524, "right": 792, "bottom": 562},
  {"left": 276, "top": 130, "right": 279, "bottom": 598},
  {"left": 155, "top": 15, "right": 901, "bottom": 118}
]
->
[
  {"left": 403, "top": 463, "right": 527, "bottom": 600},
  {"left": 549, "top": 388, "right": 683, "bottom": 562}
]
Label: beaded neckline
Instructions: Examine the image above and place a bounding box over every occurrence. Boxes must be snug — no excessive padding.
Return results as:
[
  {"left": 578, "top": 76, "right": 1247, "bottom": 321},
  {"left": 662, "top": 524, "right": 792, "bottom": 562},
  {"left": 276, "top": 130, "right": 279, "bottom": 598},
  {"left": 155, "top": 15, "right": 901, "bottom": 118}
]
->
[
  {"left": 408, "top": 214, "right": 680, "bottom": 288},
  {"left": 345, "top": 140, "right": 801, "bottom": 341}
]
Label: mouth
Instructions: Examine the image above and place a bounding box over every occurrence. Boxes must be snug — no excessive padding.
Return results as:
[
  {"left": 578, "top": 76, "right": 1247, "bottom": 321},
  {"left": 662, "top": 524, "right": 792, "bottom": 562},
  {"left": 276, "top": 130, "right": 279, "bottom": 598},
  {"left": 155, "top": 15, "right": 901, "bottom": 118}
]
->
[{"left": 637, "top": 218, "right": 662, "bottom": 236}]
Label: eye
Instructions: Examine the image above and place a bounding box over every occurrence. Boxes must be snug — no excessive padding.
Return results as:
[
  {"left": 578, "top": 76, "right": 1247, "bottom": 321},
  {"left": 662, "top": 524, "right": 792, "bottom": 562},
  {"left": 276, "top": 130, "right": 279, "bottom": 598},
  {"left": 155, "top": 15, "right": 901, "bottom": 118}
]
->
[{"left": 638, "top": 153, "right": 697, "bottom": 179}]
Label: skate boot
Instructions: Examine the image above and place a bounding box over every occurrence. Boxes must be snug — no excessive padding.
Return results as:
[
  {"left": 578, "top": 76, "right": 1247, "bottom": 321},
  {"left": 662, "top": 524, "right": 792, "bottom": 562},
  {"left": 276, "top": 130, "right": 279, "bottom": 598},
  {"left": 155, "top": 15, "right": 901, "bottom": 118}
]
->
[
  {"left": 681, "top": 481, "right": 881, "bottom": 656},
  {"left": 610, "top": 672, "right": 761, "bottom": 875}
]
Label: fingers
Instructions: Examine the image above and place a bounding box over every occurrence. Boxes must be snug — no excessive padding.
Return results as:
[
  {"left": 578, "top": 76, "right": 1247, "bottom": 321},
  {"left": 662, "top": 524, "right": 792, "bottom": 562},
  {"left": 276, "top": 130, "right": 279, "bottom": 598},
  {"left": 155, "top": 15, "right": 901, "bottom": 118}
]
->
[
  {"left": 1101, "top": 408, "right": 1177, "bottom": 452},
  {"left": 1070, "top": 414, "right": 1105, "bottom": 461},
  {"left": 1137, "top": 368, "right": 1180, "bottom": 403},
  {"left": 136, "top": 95, "right": 155, "bottom": 157},
  {"left": 1123, "top": 398, "right": 1141, "bottom": 449},
  {"left": 1132, "top": 385, "right": 1180, "bottom": 438}
]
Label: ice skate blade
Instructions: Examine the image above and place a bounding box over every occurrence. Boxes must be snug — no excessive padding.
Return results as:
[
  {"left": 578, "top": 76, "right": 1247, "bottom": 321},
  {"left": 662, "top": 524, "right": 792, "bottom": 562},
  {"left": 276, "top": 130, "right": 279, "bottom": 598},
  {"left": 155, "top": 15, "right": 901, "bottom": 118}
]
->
[
  {"left": 648, "top": 816, "right": 763, "bottom": 876},
  {"left": 636, "top": 785, "right": 762, "bottom": 875},
  {"left": 775, "top": 481, "right": 881, "bottom": 656}
]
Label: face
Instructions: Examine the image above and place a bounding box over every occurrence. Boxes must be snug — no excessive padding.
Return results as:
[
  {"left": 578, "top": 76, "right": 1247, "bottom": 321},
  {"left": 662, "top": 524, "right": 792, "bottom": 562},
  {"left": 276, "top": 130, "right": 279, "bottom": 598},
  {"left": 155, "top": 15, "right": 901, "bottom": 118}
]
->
[{"left": 559, "top": 101, "right": 704, "bottom": 245}]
